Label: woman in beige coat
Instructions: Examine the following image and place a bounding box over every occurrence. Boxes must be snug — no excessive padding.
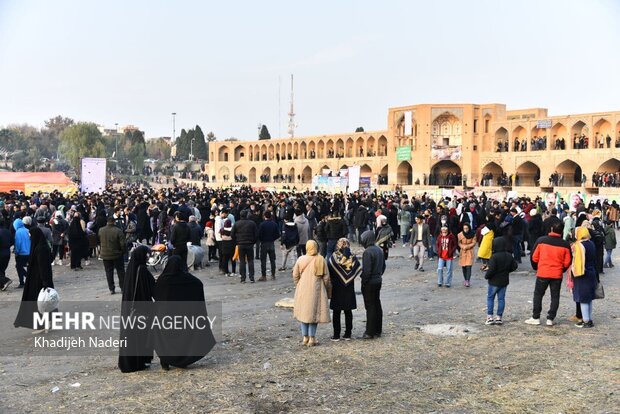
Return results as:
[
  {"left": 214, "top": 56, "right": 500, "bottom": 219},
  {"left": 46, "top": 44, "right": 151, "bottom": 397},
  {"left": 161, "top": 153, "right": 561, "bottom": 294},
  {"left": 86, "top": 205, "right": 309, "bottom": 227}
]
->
[
  {"left": 457, "top": 223, "right": 476, "bottom": 287},
  {"left": 292, "top": 240, "right": 331, "bottom": 346}
]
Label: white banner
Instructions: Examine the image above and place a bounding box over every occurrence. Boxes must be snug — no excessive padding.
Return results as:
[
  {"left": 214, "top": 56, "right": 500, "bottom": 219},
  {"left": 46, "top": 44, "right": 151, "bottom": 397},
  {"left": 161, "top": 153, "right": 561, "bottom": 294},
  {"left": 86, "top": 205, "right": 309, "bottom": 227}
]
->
[
  {"left": 348, "top": 165, "right": 360, "bottom": 193},
  {"left": 404, "top": 111, "right": 412, "bottom": 136},
  {"left": 81, "top": 158, "right": 107, "bottom": 193}
]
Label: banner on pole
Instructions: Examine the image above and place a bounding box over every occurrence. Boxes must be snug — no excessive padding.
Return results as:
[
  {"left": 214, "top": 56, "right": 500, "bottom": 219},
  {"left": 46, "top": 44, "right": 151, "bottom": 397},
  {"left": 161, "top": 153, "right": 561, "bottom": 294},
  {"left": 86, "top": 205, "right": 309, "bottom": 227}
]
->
[{"left": 81, "top": 158, "right": 107, "bottom": 194}]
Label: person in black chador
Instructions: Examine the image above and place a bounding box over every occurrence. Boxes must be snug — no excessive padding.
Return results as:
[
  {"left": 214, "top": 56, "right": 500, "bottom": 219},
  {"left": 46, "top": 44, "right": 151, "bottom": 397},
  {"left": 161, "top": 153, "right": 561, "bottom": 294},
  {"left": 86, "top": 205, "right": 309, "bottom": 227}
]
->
[
  {"left": 118, "top": 245, "right": 156, "bottom": 373},
  {"left": 153, "top": 255, "right": 216, "bottom": 370},
  {"left": 327, "top": 238, "right": 361, "bottom": 341},
  {"left": 14, "top": 227, "right": 54, "bottom": 329}
]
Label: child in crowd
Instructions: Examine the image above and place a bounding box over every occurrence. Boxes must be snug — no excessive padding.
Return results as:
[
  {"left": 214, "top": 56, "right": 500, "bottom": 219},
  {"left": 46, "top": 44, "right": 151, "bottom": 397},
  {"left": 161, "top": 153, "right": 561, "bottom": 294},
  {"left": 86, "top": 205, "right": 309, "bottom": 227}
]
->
[{"left": 484, "top": 237, "right": 518, "bottom": 325}]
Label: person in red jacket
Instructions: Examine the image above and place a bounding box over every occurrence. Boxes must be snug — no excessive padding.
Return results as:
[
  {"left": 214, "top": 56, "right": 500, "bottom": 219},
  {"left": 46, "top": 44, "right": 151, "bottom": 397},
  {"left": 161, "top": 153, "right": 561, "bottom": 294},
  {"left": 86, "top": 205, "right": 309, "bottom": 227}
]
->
[
  {"left": 436, "top": 226, "right": 457, "bottom": 287},
  {"left": 525, "top": 221, "right": 572, "bottom": 326}
]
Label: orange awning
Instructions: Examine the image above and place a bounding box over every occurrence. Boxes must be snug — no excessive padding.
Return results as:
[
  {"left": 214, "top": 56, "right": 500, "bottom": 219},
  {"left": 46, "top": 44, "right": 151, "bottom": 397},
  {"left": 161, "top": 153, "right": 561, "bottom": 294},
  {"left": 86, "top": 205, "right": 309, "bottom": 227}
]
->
[{"left": 0, "top": 172, "right": 76, "bottom": 194}]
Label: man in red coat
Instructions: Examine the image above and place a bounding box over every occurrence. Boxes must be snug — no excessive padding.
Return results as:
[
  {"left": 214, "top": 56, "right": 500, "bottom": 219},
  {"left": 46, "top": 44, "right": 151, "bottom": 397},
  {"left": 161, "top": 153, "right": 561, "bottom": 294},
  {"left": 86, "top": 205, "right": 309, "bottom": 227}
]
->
[{"left": 435, "top": 226, "right": 457, "bottom": 287}]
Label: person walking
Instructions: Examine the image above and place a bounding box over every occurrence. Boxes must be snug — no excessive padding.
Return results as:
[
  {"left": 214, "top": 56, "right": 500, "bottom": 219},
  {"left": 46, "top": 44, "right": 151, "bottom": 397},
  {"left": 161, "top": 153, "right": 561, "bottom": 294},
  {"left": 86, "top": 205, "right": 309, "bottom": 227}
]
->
[
  {"left": 257, "top": 211, "right": 279, "bottom": 281},
  {"left": 327, "top": 238, "right": 361, "bottom": 341},
  {"left": 50, "top": 211, "right": 68, "bottom": 266},
  {"left": 294, "top": 209, "right": 310, "bottom": 258},
  {"left": 477, "top": 220, "right": 495, "bottom": 271},
  {"left": 13, "top": 216, "right": 31, "bottom": 287},
  {"left": 231, "top": 210, "right": 258, "bottom": 283},
  {"left": 292, "top": 240, "right": 331, "bottom": 347},
  {"left": 360, "top": 230, "right": 385, "bottom": 339},
  {"left": 99, "top": 216, "right": 127, "bottom": 294},
  {"left": 409, "top": 215, "right": 431, "bottom": 272},
  {"left": 436, "top": 226, "right": 457, "bottom": 287},
  {"left": 569, "top": 227, "right": 598, "bottom": 328},
  {"left": 525, "top": 222, "right": 572, "bottom": 326},
  {"left": 457, "top": 223, "right": 476, "bottom": 287},
  {"left": 484, "top": 238, "right": 518, "bottom": 325},
  {"left": 375, "top": 215, "right": 394, "bottom": 261},
  {"left": 219, "top": 218, "right": 237, "bottom": 277},
  {"left": 170, "top": 211, "right": 191, "bottom": 265},
  {"left": 398, "top": 202, "right": 412, "bottom": 247}
]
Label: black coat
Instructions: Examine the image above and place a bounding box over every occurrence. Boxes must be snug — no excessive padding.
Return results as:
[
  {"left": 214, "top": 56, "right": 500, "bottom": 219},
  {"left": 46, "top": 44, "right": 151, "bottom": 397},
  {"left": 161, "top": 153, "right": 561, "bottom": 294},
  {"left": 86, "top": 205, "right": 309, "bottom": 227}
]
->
[
  {"left": 14, "top": 227, "right": 54, "bottom": 329},
  {"left": 528, "top": 215, "right": 543, "bottom": 247},
  {"left": 485, "top": 238, "right": 518, "bottom": 287},
  {"left": 231, "top": 219, "right": 258, "bottom": 245}
]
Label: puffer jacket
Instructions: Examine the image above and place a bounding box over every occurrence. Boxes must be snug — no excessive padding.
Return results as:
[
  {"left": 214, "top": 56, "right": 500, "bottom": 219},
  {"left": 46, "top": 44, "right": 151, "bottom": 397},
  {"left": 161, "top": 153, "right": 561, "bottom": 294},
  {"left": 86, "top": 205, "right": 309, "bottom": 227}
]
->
[
  {"left": 360, "top": 230, "right": 385, "bottom": 285},
  {"left": 325, "top": 216, "right": 347, "bottom": 240}
]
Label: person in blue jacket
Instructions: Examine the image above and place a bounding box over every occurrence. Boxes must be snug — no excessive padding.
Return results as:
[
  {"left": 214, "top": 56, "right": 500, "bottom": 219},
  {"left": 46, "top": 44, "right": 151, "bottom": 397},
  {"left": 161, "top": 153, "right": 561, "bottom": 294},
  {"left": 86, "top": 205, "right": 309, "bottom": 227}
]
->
[{"left": 13, "top": 216, "right": 31, "bottom": 288}]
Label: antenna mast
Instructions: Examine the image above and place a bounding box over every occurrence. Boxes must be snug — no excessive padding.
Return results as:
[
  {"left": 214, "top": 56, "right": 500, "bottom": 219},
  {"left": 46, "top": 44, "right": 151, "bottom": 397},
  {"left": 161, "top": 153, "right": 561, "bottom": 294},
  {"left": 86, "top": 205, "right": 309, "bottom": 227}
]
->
[{"left": 287, "top": 74, "right": 296, "bottom": 138}]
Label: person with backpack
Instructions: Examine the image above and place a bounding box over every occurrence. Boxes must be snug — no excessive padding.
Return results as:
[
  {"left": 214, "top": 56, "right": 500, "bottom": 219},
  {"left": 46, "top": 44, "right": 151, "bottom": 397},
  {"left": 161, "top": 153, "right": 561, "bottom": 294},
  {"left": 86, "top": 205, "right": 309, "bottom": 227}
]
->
[{"left": 484, "top": 238, "right": 518, "bottom": 325}]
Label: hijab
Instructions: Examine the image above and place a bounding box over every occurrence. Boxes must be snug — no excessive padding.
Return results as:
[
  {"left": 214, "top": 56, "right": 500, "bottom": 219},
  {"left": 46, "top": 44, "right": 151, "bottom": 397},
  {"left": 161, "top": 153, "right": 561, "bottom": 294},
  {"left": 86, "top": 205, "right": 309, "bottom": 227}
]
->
[
  {"left": 328, "top": 238, "right": 361, "bottom": 286},
  {"left": 572, "top": 226, "right": 590, "bottom": 277},
  {"left": 305, "top": 240, "right": 326, "bottom": 278},
  {"left": 123, "top": 245, "right": 154, "bottom": 301},
  {"left": 461, "top": 223, "right": 475, "bottom": 239}
]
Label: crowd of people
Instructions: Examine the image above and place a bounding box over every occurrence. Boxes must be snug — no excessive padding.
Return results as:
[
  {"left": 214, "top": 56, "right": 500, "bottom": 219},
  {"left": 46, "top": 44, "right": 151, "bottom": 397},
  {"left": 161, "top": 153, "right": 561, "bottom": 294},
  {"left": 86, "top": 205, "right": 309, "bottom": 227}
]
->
[{"left": 1, "top": 182, "right": 615, "bottom": 368}]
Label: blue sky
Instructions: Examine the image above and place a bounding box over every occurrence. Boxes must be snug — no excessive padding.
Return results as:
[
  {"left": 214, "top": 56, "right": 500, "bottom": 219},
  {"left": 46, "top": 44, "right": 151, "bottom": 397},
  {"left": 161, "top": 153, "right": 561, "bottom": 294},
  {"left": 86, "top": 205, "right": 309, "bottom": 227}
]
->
[{"left": 1, "top": 0, "right": 619, "bottom": 140}]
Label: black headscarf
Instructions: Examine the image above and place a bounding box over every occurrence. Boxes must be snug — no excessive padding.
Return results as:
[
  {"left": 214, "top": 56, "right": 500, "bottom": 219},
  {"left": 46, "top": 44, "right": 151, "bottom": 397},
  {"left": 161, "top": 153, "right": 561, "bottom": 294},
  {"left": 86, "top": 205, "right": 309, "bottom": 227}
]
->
[
  {"left": 68, "top": 216, "right": 87, "bottom": 247},
  {"left": 153, "top": 255, "right": 216, "bottom": 368},
  {"left": 119, "top": 245, "right": 156, "bottom": 373},
  {"left": 461, "top": 223, "right": 476, "bottom": 239}
]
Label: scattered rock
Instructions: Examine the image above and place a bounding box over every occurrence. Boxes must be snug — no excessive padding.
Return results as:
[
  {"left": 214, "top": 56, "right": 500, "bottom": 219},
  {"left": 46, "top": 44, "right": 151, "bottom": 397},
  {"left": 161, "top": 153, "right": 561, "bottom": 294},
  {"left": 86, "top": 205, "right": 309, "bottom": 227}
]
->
[
  {"left": 419, "top": 323, "right": 478, "bottom": 337},
  {"left": 275, "top": 298, "right": 294, "bottom": 308}
]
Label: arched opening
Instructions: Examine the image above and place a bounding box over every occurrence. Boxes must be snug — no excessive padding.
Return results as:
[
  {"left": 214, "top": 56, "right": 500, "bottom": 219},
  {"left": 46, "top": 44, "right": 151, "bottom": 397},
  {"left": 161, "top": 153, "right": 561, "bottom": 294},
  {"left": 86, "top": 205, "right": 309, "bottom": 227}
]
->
[
  {"left": 356, "top": 137, "right": 365, "bottom": 157},
  {"left": 530, "top": 126, "right": 548, "bottom": 151},
  {"left": 293, "top": 142, "right": 299, "bottom": 159},
  {"left": 249, "top": 167, "right": 256, "bottom": 183},
  {"left": 551, "top": 122, "right": 568, "bottom": 150},
  {"left": 340, "top": 164, "right": 349, "bottom": 171},
  {"left": 598, "top": 158, "right": 620, "bottom": 173},
  {"left": 515, "top": 161, "right": 540, "bottom": 186},
  {"left": 593, "top": 118, "right": 612, "bottom": 149},
  {"left": 378, "top": 136, "right": 388, "bottom": 156},
  {"left": 431, "top": 112, "right": 462, "bottom": 148},
  {"left": 286, "top": 143, "right": 293, "bottom": 159},
  {"left": 571, "top": 120, "right": 589, "bottom": 149},
  {"left": 366, "top": 136, "right": 376, "bottom": 156},
  {"left": 494, "top": 127, "right": 508, "bottom": 152},
  {"left": 430, "top": 160, "right": 462, "bottom": 185},
  {"left": 595, "top": 158, "right": 620, "bottom": 187},
  {"left": 253, "top": 146, "right": 260, "bottom": 161},
  {"left": 396, "top": 161, "right": 413, "bottom": 185},
  {"left": 512, "top": 126, "right": 527, "bottom": 152},
  {"left": 261, "top": 166, "right": 271, "bottom": 183},
  {"left": 346, "top": 138, "right": 354, "bottom": 158},
  {"left": 302, "top": 166, "right": 312, "bottom": 183},
  {"left": 360, "top": 164, "right": 372, "bottom": 177},
  {"left": 481, "top": 162, "right": 505, "bottom": 186},
  {"left": 234, "top": 165, "right": 246, "bottom": 183},
  {"left": 218, "top": 145, "right": 229, "bottom": 162},
  {"left": 308, "top": 141, "right": 315, "bottom": 159},
  {"left": 326, "top": 139, "right": 335, "bottom": 158},
  {"left": 234, "top": 145, "right": 245, "bottom": 162},
  {"left": 551, "top": 160, "right": 582, "bottom": 186},
  {"left": 288, "top": 167, "right": 295, "bottom": 183},
  {"left": 260, "top": 144, "right": 267, "bottom": 161},
  {"left": 268, "top": 144, "right": 275, "bottom": 161},
  {"left": 317, "top": 140, "right": 325, "bottom": 159},
  {"left": 336, "top": 138, "right": 344, "bottom": 158},
  {"left": 300, "top": 142, "right": 307, "bottom": 159},
  {"left": 275, "top": 143, "right": 281, "bottom": 157},
  {"left": 379, "top": 164, "right": 388, "bottom": 184},
  {"left": 218, "top": 166, "right": 230, "bottom": 182}
]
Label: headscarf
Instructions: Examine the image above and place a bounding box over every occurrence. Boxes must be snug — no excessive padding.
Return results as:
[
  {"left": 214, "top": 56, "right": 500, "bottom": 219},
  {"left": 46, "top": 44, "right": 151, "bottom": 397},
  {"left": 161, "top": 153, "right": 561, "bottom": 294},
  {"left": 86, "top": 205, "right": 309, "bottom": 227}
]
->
[
  {"left": 461, "top": 223, "right": 475, "bottom": 239},
  {"left": 572, "top": 227, "right": 590, "bottom": 277},
  {"left": 328, "top": 238, "right": 361, "bottom": 286},
  {"left": 376, "top": 214, "right": 387, "bottom": 228},
  {"left": 124, "top": 245, "right": 152, "bottom": 296},
  {"left": 305, "top": 240, "right": 326, "bottom": 277}
]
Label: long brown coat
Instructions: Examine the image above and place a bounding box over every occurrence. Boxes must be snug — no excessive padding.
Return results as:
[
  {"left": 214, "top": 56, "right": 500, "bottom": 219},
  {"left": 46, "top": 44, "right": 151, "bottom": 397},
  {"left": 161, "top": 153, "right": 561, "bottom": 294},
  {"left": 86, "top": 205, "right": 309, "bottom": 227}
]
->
[
  {"left": 457, "top": 232, "right": 476, "bottom": 267},
  {"left": 292, "top": 255, "right": 331, "bottom": 324}
]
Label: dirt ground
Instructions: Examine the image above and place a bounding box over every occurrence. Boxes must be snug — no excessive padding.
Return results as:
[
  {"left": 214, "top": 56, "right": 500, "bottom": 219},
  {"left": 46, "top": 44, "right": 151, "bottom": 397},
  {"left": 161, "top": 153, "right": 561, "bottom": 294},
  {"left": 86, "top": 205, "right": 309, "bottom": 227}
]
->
[{"left": 0, "top": 243, "right": 618, "bottom": 414}]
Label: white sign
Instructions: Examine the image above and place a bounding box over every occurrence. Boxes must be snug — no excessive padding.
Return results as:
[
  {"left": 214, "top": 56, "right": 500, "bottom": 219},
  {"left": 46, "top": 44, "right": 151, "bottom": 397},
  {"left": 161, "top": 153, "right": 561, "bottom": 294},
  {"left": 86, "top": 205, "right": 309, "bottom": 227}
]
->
[
  {"left": 537, "top": 119, "right": 552, "bottom": 129},
  {"left": 404, "top": 111, "right": 413, "bottom": 136},
  {"left": 348, "top": 165, "right": 360, "bottom": 193},
  {"left": 81, "top": 158, "right": 107, "bottom": 193}
]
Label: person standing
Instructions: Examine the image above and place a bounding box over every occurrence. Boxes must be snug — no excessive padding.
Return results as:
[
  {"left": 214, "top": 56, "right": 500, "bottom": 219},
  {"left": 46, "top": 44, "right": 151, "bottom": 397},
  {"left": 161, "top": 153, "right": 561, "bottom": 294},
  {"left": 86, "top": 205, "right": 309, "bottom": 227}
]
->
[
  {"left": 327, "top": 238, "right": 361, "bottom": 341},
  {"left": 219, "top": 218, "right": 237, "bottom": 277},
  {"left": 13, "top": 216, "right": 31, "bottom": 287},
  {"left": 409, "top": 215, "right": 431, "bottom": 272},
  {"left": 525, "top": 222, "right": 572, "bottom": 326},
  {"left": 457, "top": 223, "right": 476, "bottom": 287},
  {"left": 169, "top": 211, "right": 191, "bottom": 265},
  {"left": 604, "top": 219, "right": 616, "bottom": 268},
  {"left": 398, "top": 204, "right": 411, "bottom": 247},
  {"left": 570, "top": 227, "right": 598, "bottom": 328},
  {"left": 292, "top": 240, "right": 331, "bottom": 347},
  {"left": 510, "top": 208, "right": 524, "bottom": 263},
  {"left": 360, "top": 230, "right": 385, "bottom": 339},
  {"left": 50, "top": 211, "right": 68, "bottom": 266},
  {"left": 294, "top": 209, "right": 310, "bottom": 258},
  {"left": 326, "top": 210, "right": 348, "bottom": 258},
  {"left": 231, "top": 210, "right": 258, "bottom": 283},
  {"left": 0, "top": 216, "right": 12, "bottom": 290},
  {"left": 68, "top": 212, "right": 88, "bottom": 270},
  {"left": 279, "top": 217, "right": 299, "bottom": 271},
  {"left": 257, "top": 211, "right": 279, "bottom": 281},
  {"left": 436, "top": 226, "right": 457, "bottom": 287},
  {"left": 375, "top": 215, "right": 394, "bottom": 261},
  {"left": 204, "top": 222, "right": 217, "bottom": 262},
  {"left": 99, "top": 216, "right": 127, "bottom": 294},
  {"left": 14, "top": 227, "right": 54, "bottom": 330},
  {"left": 484, "top": 238, "right": 518, "bottom": 325}
]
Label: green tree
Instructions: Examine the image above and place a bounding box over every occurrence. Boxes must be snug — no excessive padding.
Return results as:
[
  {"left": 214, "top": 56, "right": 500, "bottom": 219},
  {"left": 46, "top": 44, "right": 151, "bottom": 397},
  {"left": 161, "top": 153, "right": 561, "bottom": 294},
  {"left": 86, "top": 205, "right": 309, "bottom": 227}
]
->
[
  {"left": 355, "top": 126, "right": 364, "bottom": 132},
  {"left": 259, "top": 124, "right": 271, "bottom": 140},
  {"left": 44, "top": 115, "right": 74, "bottom": 136},
  {"left": 122, "top": 130, "right": 146, "bottom": 173},
  {"left": 175, "top": 129, "right": 190, "bottom": 160},
  {"left": 58, "top": 123, "right": 106, "bottom": 175},
  {"left": 146, "top": 138, "right": 172, "bottom": 160},
  {"left": 205, "top": 131, "right": 216, "bottom": 162},
  {"left": 193, "top": 125, "right": 207, "bottom": 160}
]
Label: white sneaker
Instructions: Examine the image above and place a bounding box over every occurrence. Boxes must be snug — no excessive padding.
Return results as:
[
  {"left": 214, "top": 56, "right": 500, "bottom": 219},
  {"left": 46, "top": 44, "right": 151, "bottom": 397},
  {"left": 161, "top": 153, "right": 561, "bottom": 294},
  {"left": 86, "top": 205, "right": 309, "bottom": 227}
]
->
[
  {"left": 524, "top": 318, "right": 541, "bottom": 325},
  {"left": 58, "top": 260, "right": 63, "bottom": 266},
  {"left": 51, "top": 261, "right": 56, "bottom": 266},
  {"left": 546, "top": 319, "right": 554, "bottom": 326},
  {"left": 84, "top": 260, "right": 91, "bottom": 266}
]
